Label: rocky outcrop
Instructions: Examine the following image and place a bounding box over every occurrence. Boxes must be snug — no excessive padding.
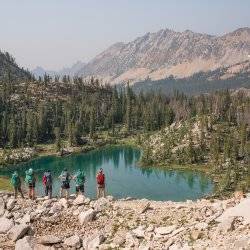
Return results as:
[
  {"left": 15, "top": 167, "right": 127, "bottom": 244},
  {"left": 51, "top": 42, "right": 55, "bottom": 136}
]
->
[
  {"left": 0, "top": 192, "right": 249, "bottom": 249},
  {"left": 77, "top": 27, "right": 250, "bottom": 84}
]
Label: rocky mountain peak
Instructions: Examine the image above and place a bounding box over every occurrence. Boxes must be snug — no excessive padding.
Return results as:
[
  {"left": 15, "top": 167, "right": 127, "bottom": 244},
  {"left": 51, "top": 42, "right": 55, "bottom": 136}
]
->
[{"left": 77, "top": 27, "right": 250, "bottom": 84}]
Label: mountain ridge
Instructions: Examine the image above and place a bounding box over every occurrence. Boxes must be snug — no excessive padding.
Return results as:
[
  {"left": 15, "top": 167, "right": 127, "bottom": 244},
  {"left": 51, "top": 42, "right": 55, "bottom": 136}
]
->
[
  {"left": 0, "top": 50, "right": 33, "bottom": 81},
  {"left": 32, "top": 61, "right": 86, "bottom": 78},
  {"left": 77, "top": 27, "right": 250, "bottom": 84}
]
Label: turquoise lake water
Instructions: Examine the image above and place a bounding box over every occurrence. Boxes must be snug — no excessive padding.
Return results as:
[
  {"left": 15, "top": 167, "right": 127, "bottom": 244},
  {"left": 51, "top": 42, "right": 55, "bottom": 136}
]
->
[{"left": 0, "top": 146, "right": 213, "bottom": 201}]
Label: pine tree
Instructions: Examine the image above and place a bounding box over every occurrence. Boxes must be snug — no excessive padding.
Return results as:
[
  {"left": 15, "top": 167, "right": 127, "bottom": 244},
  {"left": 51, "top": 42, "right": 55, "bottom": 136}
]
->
[
  {"left": 89, "top": 107, "right": 96, "bottom": 139},
  {"left": 54, "top": 127, "right": 62, "bottom": 152},
  {"left": 9, "top": 117, "right": 18, "bottom": 148},
  {"left": 239, "top": 122, "right": 247, "bottom": 156},
  {"left": 210, "top": 133, "right": 220, "bottom": 164},
  {"left": 125, "top": 82, "right": 132, "bottom": 133},
  {"left": 187, "top": 134, "right": 196, "bottom": 163}
]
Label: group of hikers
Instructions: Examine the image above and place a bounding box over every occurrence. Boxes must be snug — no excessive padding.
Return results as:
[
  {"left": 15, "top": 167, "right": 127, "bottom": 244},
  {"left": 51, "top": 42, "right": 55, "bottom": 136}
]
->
[{"left": 10, "top": 168, "right": 106, "bottom": 200}]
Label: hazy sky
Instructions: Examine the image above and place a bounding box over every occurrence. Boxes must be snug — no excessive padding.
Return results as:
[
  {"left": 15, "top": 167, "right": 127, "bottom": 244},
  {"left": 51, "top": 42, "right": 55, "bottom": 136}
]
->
[{"left": 1, "top": 0, "right": 250, "bottom": 70}]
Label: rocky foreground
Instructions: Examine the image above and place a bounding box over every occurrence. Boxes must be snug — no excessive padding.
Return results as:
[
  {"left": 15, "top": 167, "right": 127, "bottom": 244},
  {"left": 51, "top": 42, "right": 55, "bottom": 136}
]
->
[{"left": 0, "top": 192, "right": 250, "bottom": 250}]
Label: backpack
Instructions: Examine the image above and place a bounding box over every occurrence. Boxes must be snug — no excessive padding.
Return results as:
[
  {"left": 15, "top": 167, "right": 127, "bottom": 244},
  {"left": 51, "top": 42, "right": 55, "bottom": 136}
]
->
[
  {"left": 97, "top": 173, "right": 105, "bottom": 185},
  {"left": 11, "top": 174, "right": 20, "bottom": 187},
  {"left": 76, "top": 171, "right": 85, "bottom": 186},
  {"left": 25, "top": 172, "right": 34, "bottom": 184},
  {"left": 61, "top": 171, "right": 69, "bottom": 184},
  {"left": 43, "top": 172, "right": 52, "bottom": 186}
]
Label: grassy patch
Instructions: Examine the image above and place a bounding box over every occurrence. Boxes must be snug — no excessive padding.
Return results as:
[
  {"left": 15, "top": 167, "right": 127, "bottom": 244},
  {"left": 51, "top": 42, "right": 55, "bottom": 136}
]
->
[{"left": 0, "top": 176, "right": 12, "bottom": 191}]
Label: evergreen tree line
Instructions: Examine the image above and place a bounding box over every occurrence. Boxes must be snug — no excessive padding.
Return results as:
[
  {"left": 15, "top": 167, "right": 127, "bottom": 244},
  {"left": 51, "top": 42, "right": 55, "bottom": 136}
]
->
[{"left": 0, "top": 75, "right": 249, "bottom": 155}]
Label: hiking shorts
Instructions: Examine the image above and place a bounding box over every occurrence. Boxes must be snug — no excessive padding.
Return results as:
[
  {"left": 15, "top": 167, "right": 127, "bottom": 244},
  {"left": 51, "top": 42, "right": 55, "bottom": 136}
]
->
[
  {"left": 28, "top": 183, "right": 35, "bottom": 188},
  {"left": 76, "top": 185, "right": 84, "bottom": 193},
  {"left": 61, "top": 182, "right": 70, "bottom": 189}
]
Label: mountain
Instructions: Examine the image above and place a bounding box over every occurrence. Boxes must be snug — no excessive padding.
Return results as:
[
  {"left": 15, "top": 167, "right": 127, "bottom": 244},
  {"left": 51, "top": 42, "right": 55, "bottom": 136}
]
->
[
  {"left": 132, "top": 60, "right": 250, "bottom": 95},
  {"left": 32, "top": 61, "right": 86, "bottom": 78},
  {"left": 0, "top": 50, "right": 32, "bottom": 81},
  {"left": 77, "top": 27, "right": 250, "bottom": 84},
  {"left": 32, "top": 66, "right": 56, "bottom": 78}
]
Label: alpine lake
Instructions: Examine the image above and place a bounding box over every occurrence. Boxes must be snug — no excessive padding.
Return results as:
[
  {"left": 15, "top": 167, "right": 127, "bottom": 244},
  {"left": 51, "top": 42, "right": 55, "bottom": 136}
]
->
[{"left": 0, "top": 146, "right": 214, "bottom": 201}]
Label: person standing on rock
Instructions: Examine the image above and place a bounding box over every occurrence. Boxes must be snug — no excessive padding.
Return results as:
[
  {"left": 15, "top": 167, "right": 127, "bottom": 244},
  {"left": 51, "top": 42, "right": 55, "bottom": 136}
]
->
[
  {"left": 96, "top": 168, "right": 106, "bottom": 198},
  {"left": 42, "top": 170, "right": 53, "bottom": 199},
  {"left": 73, "top": 169, "right": 85, "bottom": 196},
  {"left": 25, "top": 168, "right": 36, "bottom": 200},
  {"left": 59, "top": 168, "right": 71, "bottom": 199},
  {"left": 11, "top": 171, "right": 24, "bottom": 199}
]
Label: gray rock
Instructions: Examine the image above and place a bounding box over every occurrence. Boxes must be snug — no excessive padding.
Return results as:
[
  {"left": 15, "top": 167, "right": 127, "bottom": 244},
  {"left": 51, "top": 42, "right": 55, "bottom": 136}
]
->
[
  {"left": 42, "top": 199, "right": 53, "bottom": 208},
  {"left": 59, "top": 198, "right": 68, "bottom": 208},
  {"left": 79, "top": 209, "right": 96, "bottom": 225},
  {"left": 38, "top": 235, "right": 62, "bottom": 245},
  {"left": 0, "top": 197, "right": 5, "bottom": 216},
  {"left": 132, "top": 226, "right": 145, "bottom": 238},
  {"left": 125, "top": 232, "right": 139, "bottom": 248},
  {"left": 216, "top": 198, "right": 250, "bottom": 224},
  {"left": 7, "top": 198, "right": 15, "bottom": 211},
  {"left": 84, "top": 234, "right": 105, "bottom": 250},
  {"left": 195, "top": 222, "right": 208, "bottom": 230},
  {"left": 73, "top": 195, "right": 85, "bottom": 206},
  {"left": 4, "top": 210, "right": 13, "bottom": 219},
  {"left": 113, "top": 234, "right": 126, "bottom": 246},
  {"left": 20, "top": 214, "right": 31, "bottom": 224},
  {"left": 15, "top": 236, "right": 36, "bottom": 250},
  {"left": 49, "top": 202, "right": 63, "bottom": 214},
  {"left": 234, "top": 235, "right": 250, "bottom": 249},
  {"left": 93, "top": 197, "right": 109, "bottom": 211},
  {"left": 34, "top": 244, "right": 56, "bottom": 250},
  {"left": 140, "top": 202, "right": 150, "bottom": 214},
  {"left": 64, "top": 235, "right": 81, "bottom": 248},
  {"left": 190, "top": 229, "right": 202, "bottom": 240},
  {"left": 155, "top": 225, "right": 177, "bottom": 235},
  {"left": 84, "top": 197, "right": 91, "bottom": 205},
  {"left": 138, "top": 244, "right": 151, "bottom": 250},
  {"left": 218, "top": 216, "right": 235, "bottom": 232},
  {"left": 0, "top": 217, "right": 14, "bottom": 233},
  {"left": 8, "top": 224, "right": 31, "bottom": 241}
]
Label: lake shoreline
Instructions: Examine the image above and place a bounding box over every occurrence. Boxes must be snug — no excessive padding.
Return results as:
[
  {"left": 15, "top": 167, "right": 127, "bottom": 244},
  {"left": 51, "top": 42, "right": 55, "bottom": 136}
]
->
[
  {"left": 0, "top": 135, "right": 228, "bottom": 199},
  {"left": 0, "top": 144, "right": 213, "bottom": 201}
]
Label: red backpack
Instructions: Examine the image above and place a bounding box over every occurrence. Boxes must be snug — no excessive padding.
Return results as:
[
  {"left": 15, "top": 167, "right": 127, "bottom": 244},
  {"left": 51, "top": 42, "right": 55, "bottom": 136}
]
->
[
  {"left": 42, "top": 175, "right": 47, "bottom": 186},
  {"left": 97, "top": 173, "right": 105, "bottom": 185}
]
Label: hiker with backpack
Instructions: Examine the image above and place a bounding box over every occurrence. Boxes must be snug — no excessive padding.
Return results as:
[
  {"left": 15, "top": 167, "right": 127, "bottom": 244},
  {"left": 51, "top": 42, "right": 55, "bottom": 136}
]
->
[
  {"left": 25, "top": 168, "right": 36, "bottom": 200},
  {"left": 59, "top": 168, "right": 71, "bottom": 199},
  {"left": 11, "top": 171, "right": 24, "bottom": 199},
  {"left": 96, "top": 168, "right": 106, "bottom": 198},
  {"left": 73, "top": 169, "right": 85, "bottom": 195},
  {"left": 42, "top": 170, "right": 53, "bottom": 199}
]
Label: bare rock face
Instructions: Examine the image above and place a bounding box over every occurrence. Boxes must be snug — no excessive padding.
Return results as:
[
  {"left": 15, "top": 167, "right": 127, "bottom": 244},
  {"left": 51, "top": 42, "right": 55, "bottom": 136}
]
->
[
  {"left": 0, "top": 217, "right": 14, "bottom": 233},
  {"left": 78, "top": 28, "right": 250, "bottom": 84}
]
